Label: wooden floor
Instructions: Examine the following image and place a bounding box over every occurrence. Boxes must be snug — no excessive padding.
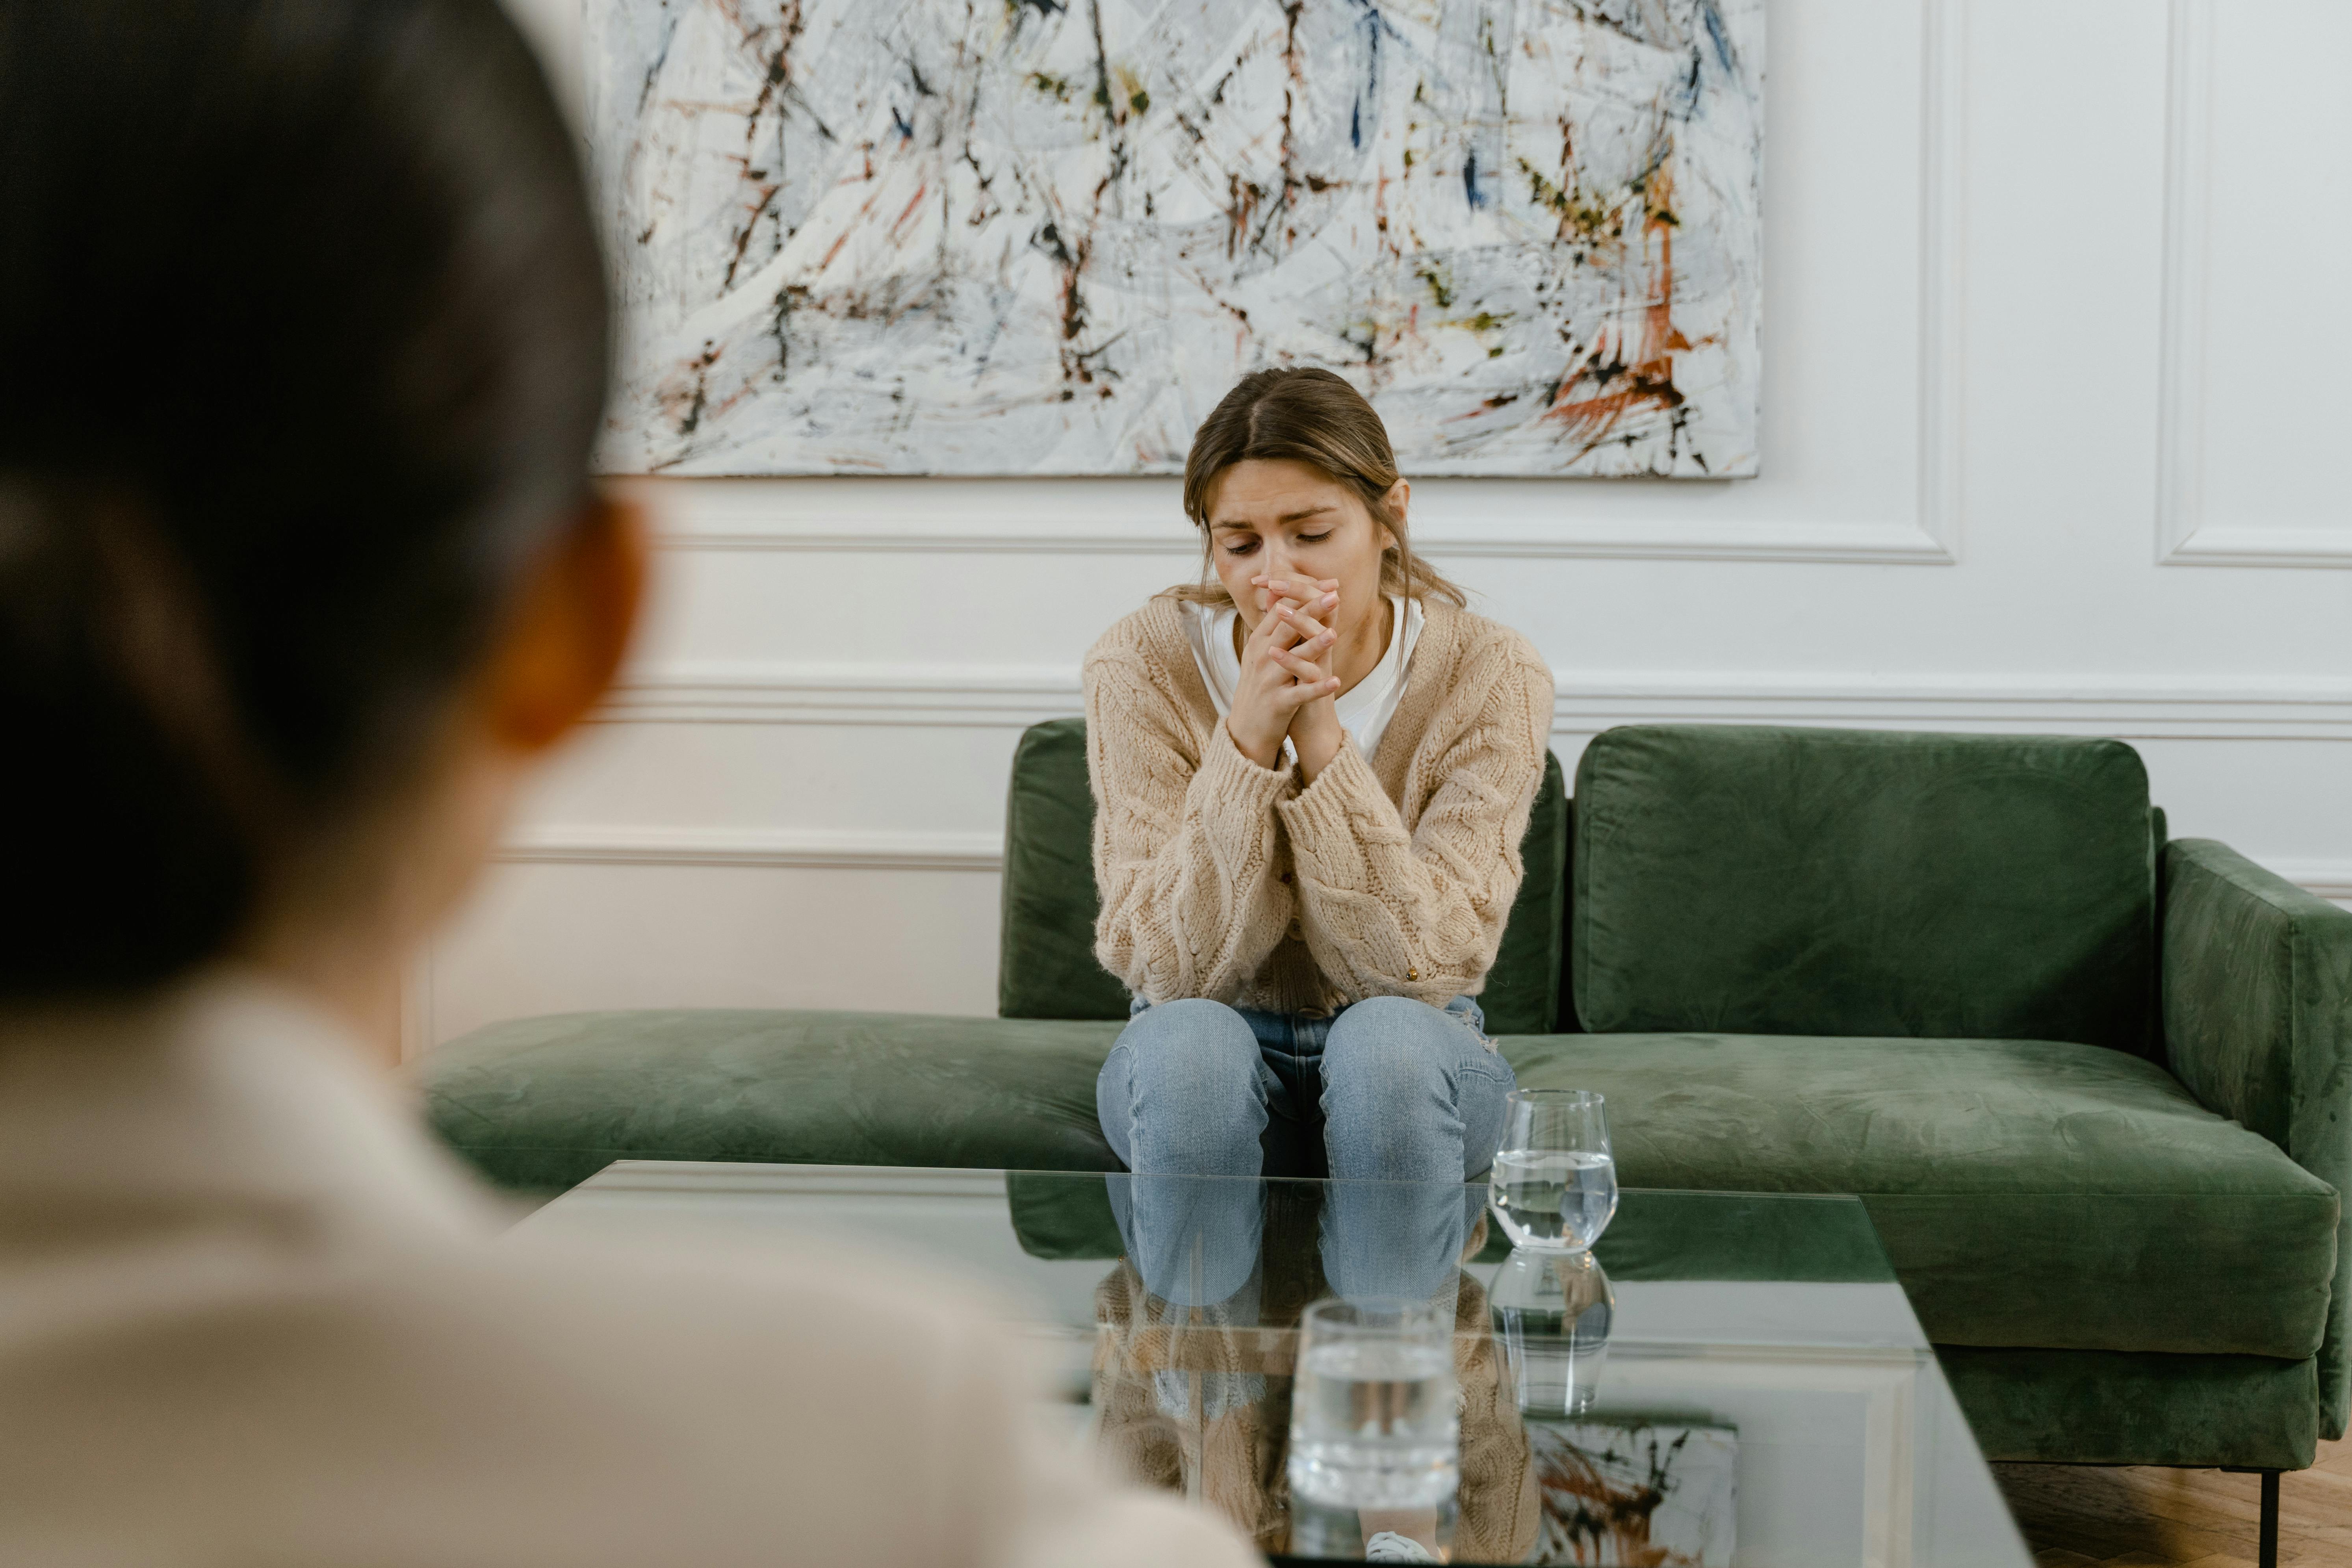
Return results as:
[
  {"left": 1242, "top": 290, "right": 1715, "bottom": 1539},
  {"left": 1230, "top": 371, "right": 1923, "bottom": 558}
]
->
[{"left": 1992, "top": 1438, "right": 2352, "bottom": 1566}]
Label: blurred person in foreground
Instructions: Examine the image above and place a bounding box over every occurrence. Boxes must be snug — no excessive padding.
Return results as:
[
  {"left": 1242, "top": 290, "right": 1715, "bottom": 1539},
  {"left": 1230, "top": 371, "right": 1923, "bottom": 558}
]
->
[{"left": 0, "top": 3, "right": 1257, "bottom": 1564}]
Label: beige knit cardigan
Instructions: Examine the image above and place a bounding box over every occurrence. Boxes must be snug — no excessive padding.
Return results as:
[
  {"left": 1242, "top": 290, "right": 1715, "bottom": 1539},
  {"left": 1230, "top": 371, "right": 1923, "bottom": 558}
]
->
[{"left": 1083, "top": 594, "right": 1553, "bottom": 1014}]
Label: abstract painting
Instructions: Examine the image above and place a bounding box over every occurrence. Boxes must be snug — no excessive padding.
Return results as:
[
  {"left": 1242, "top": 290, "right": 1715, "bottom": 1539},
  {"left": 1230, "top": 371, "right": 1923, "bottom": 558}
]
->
[
  {"left": 587, "top": 0, "right": 1762, "bottom": 476},
  {"left": 1526, "top": 1421, "right": 1737, "bottom": 1567}
]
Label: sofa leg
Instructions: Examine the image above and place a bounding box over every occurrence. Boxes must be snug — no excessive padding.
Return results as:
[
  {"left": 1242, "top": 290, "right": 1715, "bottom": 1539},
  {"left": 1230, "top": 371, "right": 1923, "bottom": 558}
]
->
[{"left": 2222, "top": 1467, "right": 2284, "bottom": 1567}]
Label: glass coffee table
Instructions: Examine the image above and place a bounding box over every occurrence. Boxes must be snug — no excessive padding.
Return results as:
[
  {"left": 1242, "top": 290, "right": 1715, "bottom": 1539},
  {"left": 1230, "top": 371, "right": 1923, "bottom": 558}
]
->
[{"left": 517, "top": 1163, "right": 2031, "bottom": 1567}]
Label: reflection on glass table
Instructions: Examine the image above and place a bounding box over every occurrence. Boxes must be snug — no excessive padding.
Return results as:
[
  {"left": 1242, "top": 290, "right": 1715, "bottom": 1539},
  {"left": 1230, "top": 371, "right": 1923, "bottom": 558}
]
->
[
  {"left": 516, "top": 1165, "right": 2033, "bottom": 1567},
  {"left": 1490, "top": 1247, "right": 1614, "bottom": 1420}
]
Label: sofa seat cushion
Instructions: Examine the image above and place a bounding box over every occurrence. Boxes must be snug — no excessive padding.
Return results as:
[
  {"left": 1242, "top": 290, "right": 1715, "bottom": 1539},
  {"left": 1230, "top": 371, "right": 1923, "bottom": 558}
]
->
[
  {"left": 424, "top": 1009, "right": 1125, "bottom": 1193},
  {"left": 422, "top": 1009, "right": 2336, "bottom": 1362},
  {"left": 1938, "top": 1346, "right": 2319, "bottom": 1470},
  {"left": 1506, "top": 1032, "right": 2339, "bottom": 1360}
]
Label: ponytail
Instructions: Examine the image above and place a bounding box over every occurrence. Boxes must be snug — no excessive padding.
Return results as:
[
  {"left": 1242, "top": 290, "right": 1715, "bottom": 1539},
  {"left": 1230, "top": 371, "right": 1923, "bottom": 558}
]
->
[{"left": 0, "top": 482, "right": 273, "bottom": 995}]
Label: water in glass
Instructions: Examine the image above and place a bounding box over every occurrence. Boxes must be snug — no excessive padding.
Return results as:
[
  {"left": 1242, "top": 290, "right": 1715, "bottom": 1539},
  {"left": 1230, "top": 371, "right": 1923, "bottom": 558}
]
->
[
  {"left": 1488, "top": 1089, "right": 1617, "bottom": 1252},
  {"left": 1286, "top": 1298, "right": 1459, "bottom": 1510},
  {"left": 1490, "top": 1149, "right": 1618, "bottom": 1250}
]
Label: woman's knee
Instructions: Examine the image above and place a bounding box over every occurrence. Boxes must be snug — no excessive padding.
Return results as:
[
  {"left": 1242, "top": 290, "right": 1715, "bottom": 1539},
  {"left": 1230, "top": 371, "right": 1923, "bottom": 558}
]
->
[
  {"left": 1121, "top": 997, "right": 1255, "bottom": 1064},
  {"left": 1323, "top": 995, "right": 1458, "bottom": 1086},
  {"left": 1101, "top": 998, "right": 1266, "bottom": 1175},
  {"left": 1321, "top": 996, "right": 1509, "bottom": 1182},
  {"left": 1108, "top": 999, "right": 1260, "bottom": 1108}
]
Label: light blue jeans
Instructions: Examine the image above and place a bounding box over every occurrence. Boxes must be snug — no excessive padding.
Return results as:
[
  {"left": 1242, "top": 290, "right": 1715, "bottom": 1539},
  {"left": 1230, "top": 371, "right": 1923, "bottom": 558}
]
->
[
  {"left": 1096, "top": 994, "right": 1512, "bottom": 1307},
  {"left": 1096, "top": 1001, "right": 1515, "bottom": 1185},
  {"left": 1095, "top": 993, "right": 1516, "bottom": 1185}
]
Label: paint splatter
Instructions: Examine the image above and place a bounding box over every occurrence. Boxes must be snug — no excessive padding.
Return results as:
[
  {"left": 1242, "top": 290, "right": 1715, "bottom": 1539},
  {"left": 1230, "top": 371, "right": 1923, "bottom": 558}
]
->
[
  {"left": 1526, "top": 1421, "right": 1738, "bottom": 1565},
  {"left": 589, "top": 0, "right": 1762, "bottom": 476}
]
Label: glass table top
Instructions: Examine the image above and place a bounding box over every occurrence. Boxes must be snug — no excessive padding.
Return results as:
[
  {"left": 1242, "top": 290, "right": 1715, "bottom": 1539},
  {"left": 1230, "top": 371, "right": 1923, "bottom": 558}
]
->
[{"left": 518, "top": 1163, "right": 2030, "bottom": 1567}]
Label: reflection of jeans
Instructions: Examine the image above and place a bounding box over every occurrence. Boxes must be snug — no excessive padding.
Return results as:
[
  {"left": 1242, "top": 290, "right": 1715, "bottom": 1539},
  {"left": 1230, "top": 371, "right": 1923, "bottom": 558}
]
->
[
  {"left": 1108, "top": 1171, "right": 1265, "bottom": 1308},
  {"left": 1106, "top": 1171, "right": 1489, "bottom": 1313},
  {"left": 1096, "top": 994, "right": 1516, "bottom": 1186},
  {"left": 1099, "top": 993, "right": 1511, "bottom": 1311},
  {"left": 1322, "top": 1176, "right": 1489, "bottom": 1304}
]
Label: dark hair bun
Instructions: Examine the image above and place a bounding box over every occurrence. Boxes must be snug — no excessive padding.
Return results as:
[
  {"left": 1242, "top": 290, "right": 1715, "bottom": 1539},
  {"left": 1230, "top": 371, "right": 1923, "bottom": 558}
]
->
[{"left": 0, "top": 0, "right": 608, "bottom": 1002}]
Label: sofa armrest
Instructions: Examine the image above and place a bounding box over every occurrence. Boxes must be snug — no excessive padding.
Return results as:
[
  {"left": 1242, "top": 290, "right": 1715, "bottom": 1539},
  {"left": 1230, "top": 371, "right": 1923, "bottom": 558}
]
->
[{"left": 2164, "top": 839, "right": 2352, "bottom": 1439}]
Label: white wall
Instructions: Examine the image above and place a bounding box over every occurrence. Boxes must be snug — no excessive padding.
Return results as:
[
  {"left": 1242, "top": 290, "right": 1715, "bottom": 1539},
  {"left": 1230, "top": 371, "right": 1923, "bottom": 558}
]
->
[{"left": 416, "top": 0, "right": 2352, "bottom": 1054}]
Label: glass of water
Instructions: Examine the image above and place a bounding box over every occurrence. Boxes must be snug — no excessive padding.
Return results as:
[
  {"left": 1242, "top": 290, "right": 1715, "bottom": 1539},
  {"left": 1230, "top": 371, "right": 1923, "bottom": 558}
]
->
[
  {"left": 1286, "top": 1296, "right": 1459, "bottom": 1511},
  {"left": 1489, "top": 1088, "right": 1618, "bottom": 1252},
  {"left": 1489, "top": 1247, "right": 1615, "bottom": 1417}
]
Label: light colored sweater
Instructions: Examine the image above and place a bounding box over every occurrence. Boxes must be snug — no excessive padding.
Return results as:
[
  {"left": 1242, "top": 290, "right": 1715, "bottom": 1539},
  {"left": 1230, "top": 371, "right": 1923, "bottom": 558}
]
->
[
  {"left": 0, "top": 973, "right": 1258, "bottom": 1567},
  {"left": 1084, "top": 594, "right": 1553, "bottom": 1014}
]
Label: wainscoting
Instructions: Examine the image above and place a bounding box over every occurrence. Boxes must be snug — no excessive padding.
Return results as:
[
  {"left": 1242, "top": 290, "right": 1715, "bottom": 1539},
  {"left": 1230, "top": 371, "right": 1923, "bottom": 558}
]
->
[
  {"left": 424, "top": 0, "right": 2352, "bottom": 1056},
  {"left": 409, "top": 651, "right": 2352, "bottom": 1052}
]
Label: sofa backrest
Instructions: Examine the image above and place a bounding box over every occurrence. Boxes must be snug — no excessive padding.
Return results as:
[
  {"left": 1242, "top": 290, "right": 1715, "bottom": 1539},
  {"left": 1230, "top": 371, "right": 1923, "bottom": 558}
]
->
[
  {"left": 1572, "top": 724, "right": 2159, "bottom": 1056},
  {"left": 999, "top": 717, "right": 1569, "bottom": 1032}
]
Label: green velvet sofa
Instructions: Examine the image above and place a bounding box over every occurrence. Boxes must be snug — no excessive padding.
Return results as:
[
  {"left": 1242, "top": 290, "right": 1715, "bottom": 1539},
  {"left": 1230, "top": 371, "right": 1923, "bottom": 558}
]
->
[{"left": 423, "top": 720, "right": 2352, "bottom": 1480}]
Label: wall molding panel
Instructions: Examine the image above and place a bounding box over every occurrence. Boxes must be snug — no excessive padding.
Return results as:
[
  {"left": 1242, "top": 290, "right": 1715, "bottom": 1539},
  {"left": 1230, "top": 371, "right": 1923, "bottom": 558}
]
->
[
  {"left": 648, "top": 506, "right": 1961, "bottom": 566},
  {"left": 1546, "top": 674, "right": 2352, "bottom": 740},
  {"left": 599, "top": 665, "right": 1085, "bottom": 729},
  {"left": 2271, "top": 863, "right": 2352, "bottom": 904},
  {"left": 2153, "top": 0, "right": 2213, "bottom": 565},
  {"left": 1911, "top": 0, "right": 1967, "bottom": 568},
  {"left": 2155, "top": 0, "right": 2352, "bottom": 568},
  {"left": 624, "top": 0, "right": 1965, "bottom": 572},
  {"left": 499, "top": 825, "right": 1002, "bottom": 872},
  {"left": 603, "top": 662, "right": 2352, "bottom": 742},
  {"left": 492, "top": 824, "right": 2352, "bottom": 908}
]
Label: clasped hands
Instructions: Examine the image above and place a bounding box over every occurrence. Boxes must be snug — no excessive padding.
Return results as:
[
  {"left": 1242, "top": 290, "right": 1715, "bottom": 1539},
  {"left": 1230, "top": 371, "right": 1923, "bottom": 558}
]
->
[{"left": 1225, "top": 573, "right": 1347, "bottom": 781}]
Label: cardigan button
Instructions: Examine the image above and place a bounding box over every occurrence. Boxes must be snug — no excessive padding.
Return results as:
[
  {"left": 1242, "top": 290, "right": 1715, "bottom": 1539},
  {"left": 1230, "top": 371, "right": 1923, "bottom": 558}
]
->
[{"left": 1407, "top": 967, "right": 1420, "bottom": 981}]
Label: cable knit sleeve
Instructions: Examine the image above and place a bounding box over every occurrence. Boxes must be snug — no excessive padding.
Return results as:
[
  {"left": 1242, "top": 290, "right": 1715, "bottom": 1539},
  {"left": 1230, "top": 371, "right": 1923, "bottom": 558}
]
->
[
  {"left": 1086, "top": 636, "right": 1298, "bottom": 1004},
  {"left": 1275, "top": 641, "right": 1552, "bottom": 1006}
]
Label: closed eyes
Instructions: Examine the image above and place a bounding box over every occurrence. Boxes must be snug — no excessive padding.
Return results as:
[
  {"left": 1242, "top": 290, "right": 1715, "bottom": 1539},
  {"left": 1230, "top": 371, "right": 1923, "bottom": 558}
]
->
[{"left": 1220, "top": 530, "right": 1333, "bottom": 556}]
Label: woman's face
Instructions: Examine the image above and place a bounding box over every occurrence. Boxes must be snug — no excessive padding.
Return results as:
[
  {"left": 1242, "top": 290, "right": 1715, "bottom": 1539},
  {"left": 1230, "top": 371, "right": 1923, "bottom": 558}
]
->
[{"left": 1204, "top": 458, "right": 1402, "bottom": 640}]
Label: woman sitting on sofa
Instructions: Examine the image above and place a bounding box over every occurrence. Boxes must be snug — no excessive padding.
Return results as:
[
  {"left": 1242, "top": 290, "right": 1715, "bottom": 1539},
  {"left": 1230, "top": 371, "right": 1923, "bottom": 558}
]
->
[{"left": 1086, "top": 367, "right": 1555, "bottom": 1189}]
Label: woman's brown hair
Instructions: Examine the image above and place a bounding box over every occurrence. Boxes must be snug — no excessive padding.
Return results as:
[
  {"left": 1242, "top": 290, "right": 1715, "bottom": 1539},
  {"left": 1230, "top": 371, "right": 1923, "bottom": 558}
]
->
[{"left": 1171, "top": 367, "right": 1467, "bottom": 609}]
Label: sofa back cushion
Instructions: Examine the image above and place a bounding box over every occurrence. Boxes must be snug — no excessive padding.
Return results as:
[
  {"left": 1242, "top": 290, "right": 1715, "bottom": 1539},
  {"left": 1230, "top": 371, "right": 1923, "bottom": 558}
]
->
[
  {"left": 1000, "top": 720, "right": 1131, "bottom": 1021},
  {"left": 1572, "top": 724, "right": 2157, "bottom": 1055},
  {"left": 1000, "top": 717, "right": 1569, "bottom": 1031}
]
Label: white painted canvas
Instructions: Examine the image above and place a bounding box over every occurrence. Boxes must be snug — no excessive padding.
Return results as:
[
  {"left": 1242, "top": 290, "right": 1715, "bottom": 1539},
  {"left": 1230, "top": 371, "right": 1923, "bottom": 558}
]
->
[
  {"left": 1526, "top": 1420, "right": 1737, "bottom": 1566},
  {"left": 587, "top": 0, "right": 1762, "bottom": 477}
]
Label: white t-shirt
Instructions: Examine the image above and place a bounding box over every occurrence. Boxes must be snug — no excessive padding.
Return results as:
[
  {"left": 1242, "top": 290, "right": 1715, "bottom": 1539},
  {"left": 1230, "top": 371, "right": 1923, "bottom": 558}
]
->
[{"left": 1181, "top": 594, "right": 1424, "bottom": 766}]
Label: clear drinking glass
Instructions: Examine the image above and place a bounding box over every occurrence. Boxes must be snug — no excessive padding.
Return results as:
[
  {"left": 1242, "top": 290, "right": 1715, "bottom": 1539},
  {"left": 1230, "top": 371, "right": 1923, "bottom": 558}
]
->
[
  {"left": 1489, "top": 1247, "right": 1615, "bottom": 1417},
  {"left": 1285, "top": 1296, "right": 1460, "bottom": 1510},
  {"left": 1488, "top": 1088, "right": 1618, "bottom": 1251}
]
